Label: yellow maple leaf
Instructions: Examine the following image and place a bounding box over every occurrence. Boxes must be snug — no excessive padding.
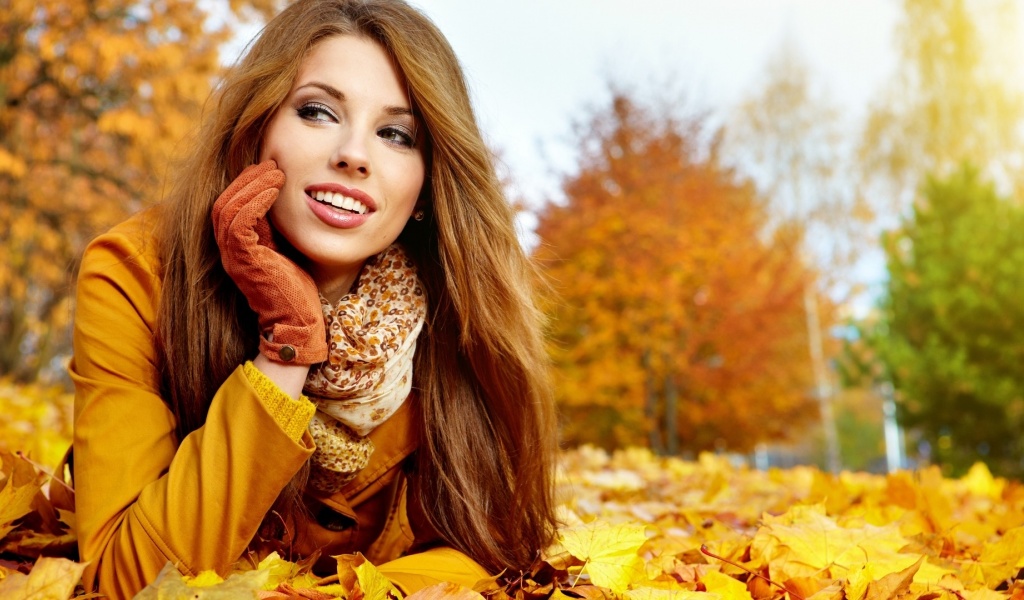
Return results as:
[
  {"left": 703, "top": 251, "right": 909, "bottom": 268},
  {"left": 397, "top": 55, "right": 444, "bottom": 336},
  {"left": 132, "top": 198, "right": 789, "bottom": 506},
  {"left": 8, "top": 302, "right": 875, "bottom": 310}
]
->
[
  {"left": 845, "top": 554, "right": 923, "bottom": 600},
  {"left": 964, "top": 589, "right": 1012, "bottom": 600},
  {"left": 699, "top": 570, "right": 751, "bottom": 600},
  {"left": 751, "top": 503, "right": 910, "bottom": 581},
  {"left": 135, "top": 562, "right": 268, "bottom": 599},
  {"left": 978, "top": 525, "right": 1024, "bottom": 588},
  {"left": 336, "top": 553, "right": 403, "bottom": 600},
  {"left": 355, "top": 559, "right": 403, "bottom": 600},
  {"left": 404, "top": 581, "right": 484, "bottom": 599},
  {"left": 254, "top": 551, "right": 312, "bottom": 590},
  {"left": 559, "top": 522, "right": 648, "bottom": 593},
  {"left": 961, "top": 463, "right": 1004, "bottom": 499},
  {"left": 0, "top": 557, "right": 87, "bottom": 600},
  {"left": 911, "top": 559, "right": 956, "bottom": 589},
  {"left": 860, "top": 555, "right": 924, "bottom": 600},
  {"left": 185, "top": 570, "right": 225, "bottom": 587},
  {"left": 0, "top": 467, "right": 40, "bottom": 539},
  {"left": 625, "top": 586, "right": 719, "bottom": 599}
]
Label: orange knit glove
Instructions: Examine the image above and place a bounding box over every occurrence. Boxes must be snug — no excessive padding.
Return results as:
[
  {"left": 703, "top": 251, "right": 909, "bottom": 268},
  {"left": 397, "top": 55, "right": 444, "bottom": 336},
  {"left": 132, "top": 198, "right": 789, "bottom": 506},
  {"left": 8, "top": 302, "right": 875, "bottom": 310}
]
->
[{"left": 212, "top": 160, "right": 327, "bottom": 364}]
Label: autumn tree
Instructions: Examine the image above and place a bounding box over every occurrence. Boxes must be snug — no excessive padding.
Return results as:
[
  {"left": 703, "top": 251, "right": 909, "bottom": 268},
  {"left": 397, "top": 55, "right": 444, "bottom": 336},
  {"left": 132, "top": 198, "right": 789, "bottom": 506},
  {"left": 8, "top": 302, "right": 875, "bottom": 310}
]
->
[
  {"left": 0, "top": 0, "right": 272, "bottom": 382},
  {"left": 862, "top": 166, "right": 1024, "bottom": 478},
  {"left": 534, "top": 90, "right": 819, "bottom": 454}
]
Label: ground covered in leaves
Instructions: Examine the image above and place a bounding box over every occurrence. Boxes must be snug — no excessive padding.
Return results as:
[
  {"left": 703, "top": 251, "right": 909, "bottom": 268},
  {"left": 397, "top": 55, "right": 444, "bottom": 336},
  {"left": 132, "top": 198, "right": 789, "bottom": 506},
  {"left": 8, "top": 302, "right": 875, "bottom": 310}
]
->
[{"left": 2, "top": 446, "right": 1023, "bottom": 599}]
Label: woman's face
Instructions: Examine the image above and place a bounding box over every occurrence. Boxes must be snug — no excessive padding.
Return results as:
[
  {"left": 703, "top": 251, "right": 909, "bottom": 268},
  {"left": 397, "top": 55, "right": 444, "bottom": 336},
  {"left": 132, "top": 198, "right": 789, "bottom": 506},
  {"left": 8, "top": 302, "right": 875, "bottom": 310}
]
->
[{"left": 261, "top": 34, "right": 426, "bottom": 301}]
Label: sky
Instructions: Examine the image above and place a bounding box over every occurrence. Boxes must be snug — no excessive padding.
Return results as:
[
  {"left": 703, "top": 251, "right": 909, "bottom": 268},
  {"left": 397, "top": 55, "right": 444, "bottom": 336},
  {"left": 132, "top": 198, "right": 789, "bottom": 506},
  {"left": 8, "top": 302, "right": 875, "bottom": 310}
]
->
[{"left": 408, "top": 0, "right": 903, "bottom": 204}]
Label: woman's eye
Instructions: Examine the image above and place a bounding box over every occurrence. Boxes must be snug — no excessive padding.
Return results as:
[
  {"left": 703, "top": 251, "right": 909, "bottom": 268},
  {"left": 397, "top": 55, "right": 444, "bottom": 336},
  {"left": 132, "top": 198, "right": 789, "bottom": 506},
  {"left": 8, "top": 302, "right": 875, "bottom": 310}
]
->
[
  {"left": 379, "top": 126, "right": 415, "bottom": 148},
  {"left": 296, "top": 102, "right": 336, "bottom": 123}
]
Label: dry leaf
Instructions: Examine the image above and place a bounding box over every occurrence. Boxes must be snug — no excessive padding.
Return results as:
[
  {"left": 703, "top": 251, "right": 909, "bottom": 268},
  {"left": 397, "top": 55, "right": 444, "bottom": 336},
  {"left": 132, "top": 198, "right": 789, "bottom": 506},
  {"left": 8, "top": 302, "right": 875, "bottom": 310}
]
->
[
  {"left": 0, "top": 471, "right": 39, "bottom": 539},
  {"left": 0, "top": 557, "right": 86, "bottom": 600},
  {"left": 699, "top": 569, "right": 752, "bottom": 600},
  {"left": 335, "top": 553, "right": 402, "bottom": 600},
  {"left": 624, "top": 587, "right": 715, "bottom": 599},
  {"left": 405, "top": 582, "right": 484, "bottom": 599},
  {"left": 863, "top": 555, "right": 924, "bottom": 600},
  {"left": 135, "top": 561, "right": 269, "bottom": 599},
  {"left": 558, "top": 522, "right": 647, "bottom": 593},
  {"left": 978, "top": 526, "right": 1024, "bottom": 588}
]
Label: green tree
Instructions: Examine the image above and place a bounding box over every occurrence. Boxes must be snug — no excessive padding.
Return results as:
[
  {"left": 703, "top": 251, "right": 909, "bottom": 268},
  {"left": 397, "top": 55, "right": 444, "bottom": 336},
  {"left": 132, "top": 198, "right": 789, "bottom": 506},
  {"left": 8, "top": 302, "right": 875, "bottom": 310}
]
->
[{"left": 864, "top": 165, "right": 1024, "bottom": 477}]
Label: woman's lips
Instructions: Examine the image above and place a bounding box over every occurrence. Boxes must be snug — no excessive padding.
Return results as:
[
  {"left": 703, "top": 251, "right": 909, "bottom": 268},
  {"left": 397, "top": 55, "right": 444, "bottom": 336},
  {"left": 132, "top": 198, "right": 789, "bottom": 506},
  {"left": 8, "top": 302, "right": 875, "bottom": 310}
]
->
[
  {"left": 305, "top": 193, "right": 371, "bottom": 229},
  {"left": 312, "top": 190, "right": 369, "bottom": 214},
  {"left": 304, "top": 184, "right": 376, "bottom": 229}
]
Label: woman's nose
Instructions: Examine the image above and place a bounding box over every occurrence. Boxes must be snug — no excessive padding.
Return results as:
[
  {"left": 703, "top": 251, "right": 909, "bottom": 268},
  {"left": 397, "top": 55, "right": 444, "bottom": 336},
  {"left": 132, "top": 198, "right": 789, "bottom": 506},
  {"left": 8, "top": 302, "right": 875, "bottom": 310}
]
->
[{"left": 331, "top": 130, "right": 370, "bottom": 176}]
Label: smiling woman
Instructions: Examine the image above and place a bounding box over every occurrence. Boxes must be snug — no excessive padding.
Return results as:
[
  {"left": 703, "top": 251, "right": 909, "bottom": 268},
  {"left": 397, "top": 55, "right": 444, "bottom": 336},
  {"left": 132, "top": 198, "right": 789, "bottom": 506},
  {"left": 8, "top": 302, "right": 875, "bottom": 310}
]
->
[{"left": 66, "top": 1, "right": 558, "bottom": 598}]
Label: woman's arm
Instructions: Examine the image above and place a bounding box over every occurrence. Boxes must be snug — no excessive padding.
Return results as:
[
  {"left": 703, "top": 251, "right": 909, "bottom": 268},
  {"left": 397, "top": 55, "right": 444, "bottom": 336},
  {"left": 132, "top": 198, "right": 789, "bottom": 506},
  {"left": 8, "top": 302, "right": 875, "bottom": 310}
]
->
[{"left": 71, "top": 221, "right": 315, "bottom": 598}]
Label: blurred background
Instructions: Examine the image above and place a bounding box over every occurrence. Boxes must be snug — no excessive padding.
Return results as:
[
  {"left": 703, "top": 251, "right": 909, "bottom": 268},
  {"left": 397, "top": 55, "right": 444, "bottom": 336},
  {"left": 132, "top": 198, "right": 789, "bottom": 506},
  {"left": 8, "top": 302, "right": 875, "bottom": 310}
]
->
[{"left": 2, "top": 0, "right": 1022, "bottom": 478}]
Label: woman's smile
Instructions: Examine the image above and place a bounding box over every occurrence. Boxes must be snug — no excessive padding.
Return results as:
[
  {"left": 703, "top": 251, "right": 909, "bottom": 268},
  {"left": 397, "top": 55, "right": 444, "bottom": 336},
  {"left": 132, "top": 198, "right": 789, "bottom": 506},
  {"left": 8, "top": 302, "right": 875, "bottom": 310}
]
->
[{"left": 304, "top": 183, "right": 377, "bottom": 228}]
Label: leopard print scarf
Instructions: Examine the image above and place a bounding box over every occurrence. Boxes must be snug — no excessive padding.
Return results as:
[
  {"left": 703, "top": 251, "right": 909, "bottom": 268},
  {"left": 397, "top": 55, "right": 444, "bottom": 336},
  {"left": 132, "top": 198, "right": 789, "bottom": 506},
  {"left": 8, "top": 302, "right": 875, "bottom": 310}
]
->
[{"left": 303, "top": 244, "right": 426, "bottom": 493}]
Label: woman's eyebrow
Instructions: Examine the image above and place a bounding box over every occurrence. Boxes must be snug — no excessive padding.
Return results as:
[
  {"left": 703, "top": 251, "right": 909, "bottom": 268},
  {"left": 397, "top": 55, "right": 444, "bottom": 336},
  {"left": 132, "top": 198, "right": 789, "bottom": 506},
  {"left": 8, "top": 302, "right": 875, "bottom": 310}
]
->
[
  {"left": 384, "top": 106, "right": 414, "bottom": 118},
  {"left": 297, "top": 81, "right": 345, "bottom": 101},
  {"left": 296, "top": 81, "right": 413, "bottom": 117}
]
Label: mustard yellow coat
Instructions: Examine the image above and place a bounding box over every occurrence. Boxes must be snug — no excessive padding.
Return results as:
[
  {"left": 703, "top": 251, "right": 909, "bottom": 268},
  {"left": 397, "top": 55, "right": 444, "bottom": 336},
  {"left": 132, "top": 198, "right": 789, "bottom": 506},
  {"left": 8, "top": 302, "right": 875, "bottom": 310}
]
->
[{"left": 69, "top": 211, "right": 487, "bottom": 599}]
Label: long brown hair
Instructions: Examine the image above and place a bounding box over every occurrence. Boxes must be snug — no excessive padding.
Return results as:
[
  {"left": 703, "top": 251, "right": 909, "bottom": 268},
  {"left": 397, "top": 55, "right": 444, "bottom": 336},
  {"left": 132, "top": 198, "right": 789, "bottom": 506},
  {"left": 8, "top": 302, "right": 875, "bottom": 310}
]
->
[{"left": 155, "top": 0, "right": 557, "bottom": 573}]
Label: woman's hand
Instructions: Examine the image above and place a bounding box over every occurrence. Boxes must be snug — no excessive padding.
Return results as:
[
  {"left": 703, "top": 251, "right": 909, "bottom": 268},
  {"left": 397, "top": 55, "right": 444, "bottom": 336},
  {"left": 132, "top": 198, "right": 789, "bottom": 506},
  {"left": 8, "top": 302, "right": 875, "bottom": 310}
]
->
[{"left": 212, "top": 160, "right": 327, "bottom": 365}]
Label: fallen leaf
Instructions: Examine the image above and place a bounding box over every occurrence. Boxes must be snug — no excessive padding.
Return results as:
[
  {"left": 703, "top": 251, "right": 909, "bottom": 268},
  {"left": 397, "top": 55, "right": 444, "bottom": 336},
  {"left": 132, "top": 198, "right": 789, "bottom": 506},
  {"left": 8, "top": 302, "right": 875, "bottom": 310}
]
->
[
  {"left": 186, "top": 570, "right": 226, "bottom": 587},
  {"left": 784, "top": 575, "right": 837, "bottom": 599},
  {"left": 0, "top": 473, "right": 39, "bottom": 539},
  {"left": 804, "top": 581, "right": 844, "bottom": 600},
  {"left": 135, "top": 561, "right": 269, "bottom": 599},
  {"left": 978, "top": 526, "right": 1024, "bottom": 588},
  {"left": 699, "top": 569, "right": 751, "bottom": 600},
  {"left": 256, "top": 551, "right": 318, "bottom": 591},
  {"left": 405, "top": 582, "right": 484, "bottom": 599},
  {"left": 751, "top": 504, "right": 911, "bottom": 581},
  {"left": 559, "top": 522, "right": 647, "bottom": 593},
  {"left": 335, "top": 553, "right": 402, "bottom": 600},
  {"left": 624, "top": 587, "right": 716, "bottom": 599},
  {"left": 961, "top": 463, "right": 1003, "bottom": 499},
  {"left": 864, "top": 555, "right": 924, "bottom": 600},
  {"left": 0, "top": 556, "right": 86, "bottom": 600}
]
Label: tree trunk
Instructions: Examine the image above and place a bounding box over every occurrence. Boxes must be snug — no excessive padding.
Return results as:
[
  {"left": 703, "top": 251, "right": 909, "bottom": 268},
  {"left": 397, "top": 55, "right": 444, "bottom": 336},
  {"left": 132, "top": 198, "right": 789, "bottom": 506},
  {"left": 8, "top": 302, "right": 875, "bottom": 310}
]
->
[
  {"left": 664, "top": 374, "right": 678, "bottom": 456},
  {"left": 804, "top": 282, "right": 841, "bottom": 473}
]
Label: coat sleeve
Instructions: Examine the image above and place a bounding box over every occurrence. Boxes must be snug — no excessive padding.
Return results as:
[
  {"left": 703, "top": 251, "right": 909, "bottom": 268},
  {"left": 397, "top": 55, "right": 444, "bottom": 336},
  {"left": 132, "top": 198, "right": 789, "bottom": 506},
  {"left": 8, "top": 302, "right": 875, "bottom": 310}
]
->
[{"left": 70, "top": 221, "right": 316, "bottom": 599}]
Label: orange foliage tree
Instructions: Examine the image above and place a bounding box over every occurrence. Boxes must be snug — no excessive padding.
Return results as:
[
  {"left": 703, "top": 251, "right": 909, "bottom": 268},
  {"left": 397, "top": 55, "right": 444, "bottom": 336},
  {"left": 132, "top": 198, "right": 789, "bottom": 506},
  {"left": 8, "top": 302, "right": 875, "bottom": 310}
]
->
[
  {"left": 534, "top": 91, "right": 820, "bottom": 453},
  {"left": 0, "top": 0, "right": 272, "bottom": 382}
]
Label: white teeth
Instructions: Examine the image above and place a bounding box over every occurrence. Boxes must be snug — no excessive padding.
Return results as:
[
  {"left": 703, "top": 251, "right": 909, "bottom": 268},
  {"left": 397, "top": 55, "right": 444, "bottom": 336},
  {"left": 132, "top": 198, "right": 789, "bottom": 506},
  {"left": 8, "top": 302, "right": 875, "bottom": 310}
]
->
[{"left": 312, "top": 190, "right": 369, "bottom": 215}]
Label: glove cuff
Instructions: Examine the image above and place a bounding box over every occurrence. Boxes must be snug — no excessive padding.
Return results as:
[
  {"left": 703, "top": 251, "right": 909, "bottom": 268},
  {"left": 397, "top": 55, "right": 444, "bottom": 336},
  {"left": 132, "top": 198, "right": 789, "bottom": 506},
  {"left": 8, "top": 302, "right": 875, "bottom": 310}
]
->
[{"left": 260, "top": 323, "right": 328, "bottom": 364}]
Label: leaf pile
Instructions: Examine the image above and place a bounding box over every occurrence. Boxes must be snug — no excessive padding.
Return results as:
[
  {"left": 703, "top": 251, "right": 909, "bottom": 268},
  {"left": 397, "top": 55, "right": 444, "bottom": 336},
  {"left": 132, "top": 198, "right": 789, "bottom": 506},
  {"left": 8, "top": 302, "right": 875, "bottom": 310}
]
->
[
  {"left": 544, "top": 446, "right": 1024, "bottom": 599},
  {"left": 3, "top": 446, "right": 1024, "bottom": 599}
]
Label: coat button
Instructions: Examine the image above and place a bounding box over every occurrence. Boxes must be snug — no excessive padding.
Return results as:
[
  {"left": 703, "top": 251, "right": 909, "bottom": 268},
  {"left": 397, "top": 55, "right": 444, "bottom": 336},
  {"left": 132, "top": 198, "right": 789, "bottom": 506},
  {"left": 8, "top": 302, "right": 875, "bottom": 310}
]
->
[{"left": 279, "top": 345, "right": 296, "bottom": 361}]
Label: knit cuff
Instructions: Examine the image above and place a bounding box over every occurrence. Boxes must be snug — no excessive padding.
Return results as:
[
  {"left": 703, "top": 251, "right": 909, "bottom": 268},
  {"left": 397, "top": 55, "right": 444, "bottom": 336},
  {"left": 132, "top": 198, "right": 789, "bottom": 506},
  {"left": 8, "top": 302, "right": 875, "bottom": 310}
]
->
[{"left": 242, "top": 361, "right": 315, "bottom": 442}]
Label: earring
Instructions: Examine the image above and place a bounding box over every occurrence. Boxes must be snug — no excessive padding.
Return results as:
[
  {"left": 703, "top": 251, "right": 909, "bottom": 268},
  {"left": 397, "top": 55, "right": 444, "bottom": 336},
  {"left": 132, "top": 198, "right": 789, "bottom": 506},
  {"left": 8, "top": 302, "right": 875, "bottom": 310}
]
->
[{"left": 413, "top": 209, "right": 425, "bottom": 222}]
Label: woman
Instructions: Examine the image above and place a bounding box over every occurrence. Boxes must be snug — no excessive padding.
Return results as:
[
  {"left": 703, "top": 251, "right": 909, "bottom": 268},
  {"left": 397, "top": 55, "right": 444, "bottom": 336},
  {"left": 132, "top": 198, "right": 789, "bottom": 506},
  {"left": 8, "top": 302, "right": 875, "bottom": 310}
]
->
[{"left": 69, "top": 0, "right": 558, "bottom": 597}]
